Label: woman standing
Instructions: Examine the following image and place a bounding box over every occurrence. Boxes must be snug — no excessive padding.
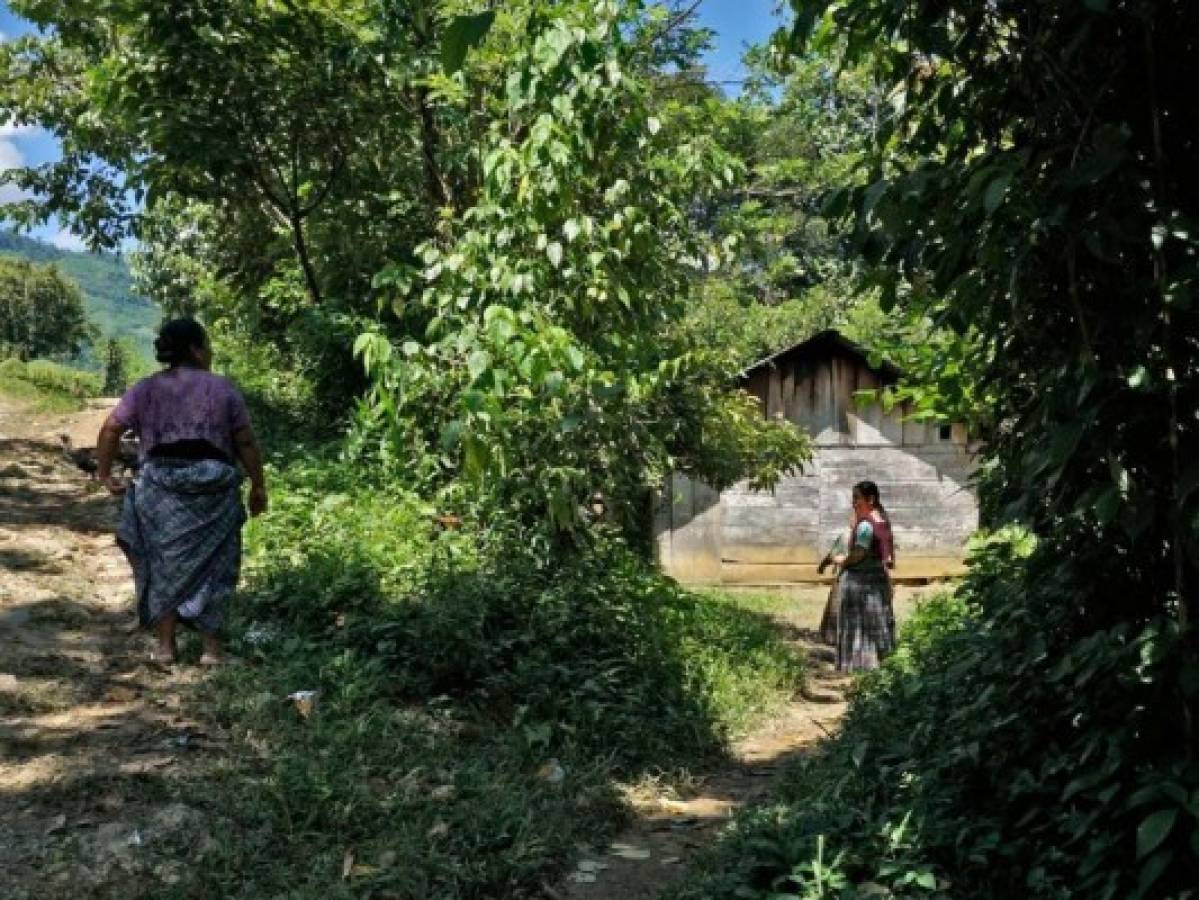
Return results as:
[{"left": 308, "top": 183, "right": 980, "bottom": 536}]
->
[
  {"left": 96, "top": 318, "right": 268, "bottom": 665},
  {"left": 832, "top": 480, "right": 896, "bottom": 671}
]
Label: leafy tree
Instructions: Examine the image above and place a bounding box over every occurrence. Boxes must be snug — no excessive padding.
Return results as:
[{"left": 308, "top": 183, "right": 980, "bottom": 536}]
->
[
  {"left": 0, "top": 231, "right": 154, "bottom": 352},
  {"left": 1, "top": 0, "right": 447, "bottom": 404},
  {"left": 1, "top": 2, "right": 733, "bottom": 408},
  {"left": 763, "top": 1, "right": 1199, "bottom": 894},
  {"left": 0, "top": 256, "right": 94, "bottom": 359},
  {"left": 100, "top": 336, "right": 129, "bottom": 394},
  {"left": 2, "top": 0, "right": 807, "bottom": 531},
  {"left": 358, "top": 0, "right": 809, "bottom": 533},
  {"left": 663, "top": 41, "right": 892, "bottom": 366},
  {"left": 782, "top": 0, "right": 1199, "bottom": 625}
]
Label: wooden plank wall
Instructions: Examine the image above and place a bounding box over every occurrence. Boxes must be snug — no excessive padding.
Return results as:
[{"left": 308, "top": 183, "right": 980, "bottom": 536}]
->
[{"left": 655, "top": 472, "right": 723, "bottom": 582}]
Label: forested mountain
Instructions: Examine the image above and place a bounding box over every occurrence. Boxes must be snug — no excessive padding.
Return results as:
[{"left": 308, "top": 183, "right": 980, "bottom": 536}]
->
[{"left": 0, "top": 230, "right": 157, "bottom": 350}]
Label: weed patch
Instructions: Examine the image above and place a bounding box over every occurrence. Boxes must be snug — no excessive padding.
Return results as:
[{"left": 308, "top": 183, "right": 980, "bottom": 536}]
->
[
  {"left": 183, "top": 453, "right": 805, "bottom": 896},
  {"left": 671, "top": 529, "right": 1199, "bottom": 900}
]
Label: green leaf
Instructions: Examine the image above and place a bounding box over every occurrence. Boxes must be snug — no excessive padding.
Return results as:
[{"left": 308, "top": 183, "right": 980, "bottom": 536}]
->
[
  {"left": 1137, "top": 809, "right": 1177, "bottom": 859},
  {"left": 984, "top": 173, "right": 1012, "bottom": 214},
  {"left": 862, "top": 179, "right": 887, "bottom": 215},
  {"left": 914, "top": 871, "right": 937, "bottom": 890},
  {"left": 851, "top": 741, "right": 869, "bottom": 768},
  {"left": 565, "top": 346, "right": 586, "bottom": 372},
  {"left": 1138, "top": 849, "right": 1173, "bottom": 895},
  {"left": 463, "top": 435, "right": 490, "bottom": 477},
  {"left": 441, "top": 11, "right": 496, "bottom": 75},
  {"left": 467, "top": 349, "right": 492, "bottom": 381},
  {"left": 440, "top": 419, "right": 464, "bottom": 451},
  {"left": 1127, "top": 366, "right": 1150, "bottom": 389}
]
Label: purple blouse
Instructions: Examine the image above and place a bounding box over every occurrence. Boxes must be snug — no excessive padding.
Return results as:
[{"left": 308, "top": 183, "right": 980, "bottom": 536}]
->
[{"left": 112, "top": 367, "right": 251, "bottom": 461}]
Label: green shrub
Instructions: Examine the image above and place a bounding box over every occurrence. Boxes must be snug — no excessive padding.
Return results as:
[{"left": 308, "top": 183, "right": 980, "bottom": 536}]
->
[
  {"left": 191, "top": 453, "right": 805, "bottom": 896},
  {"left": 236, "top": 457, "right": 803, "bottom": 769},
  {"left": 0, "top": 356, "right": 101, "bottom": 410},
  {"left": 18, "top": 358, "right": 101, "bottom": 397},
  {"left": 673, "top": 528, "right": 1199, "bottom": 900},
  {"left": 211, "top": 326, "right": 337, "bottom": 446}
]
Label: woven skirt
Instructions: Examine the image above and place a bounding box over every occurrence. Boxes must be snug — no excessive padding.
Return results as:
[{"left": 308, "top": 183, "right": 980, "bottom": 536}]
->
[
  {"left": 818, "top": 575, "right": 841, "bottom": 646},
  {"left": 836, "top": 566, "right": 895, "bottom": 672}
]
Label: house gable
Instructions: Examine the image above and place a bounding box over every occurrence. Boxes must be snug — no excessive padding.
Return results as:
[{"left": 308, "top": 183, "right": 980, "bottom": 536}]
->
[{"left": 739, "top": 330, "right": 957, "bottom": 449}]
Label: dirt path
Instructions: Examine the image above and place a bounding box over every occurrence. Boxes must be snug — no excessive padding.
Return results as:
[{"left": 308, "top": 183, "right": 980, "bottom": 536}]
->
[
  {"left": 0, "top": 394, "right": 220, "bottom": 899},
  {"left": 554, "top": 623, "right": 848, "bottom": 899},
  {"left": 554, "top": 581, "right": 938, "bottom": 900}
]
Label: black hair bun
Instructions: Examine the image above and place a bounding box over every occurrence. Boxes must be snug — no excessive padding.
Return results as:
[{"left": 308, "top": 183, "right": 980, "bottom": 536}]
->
[{"left": 154, "top": 318, "right": 208, "bottom": 366}]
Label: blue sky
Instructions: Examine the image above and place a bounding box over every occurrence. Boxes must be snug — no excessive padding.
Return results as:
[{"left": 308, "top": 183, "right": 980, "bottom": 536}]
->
[
  {"left": 697, "top": 0, "right": 781, "bottom": 84},
  {"left": 0, "top": 1, "right": 781, "bottom": 250}
]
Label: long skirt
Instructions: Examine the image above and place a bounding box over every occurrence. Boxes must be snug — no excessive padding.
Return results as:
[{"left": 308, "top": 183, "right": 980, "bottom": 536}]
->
[
  {"left": 116, "top": 458, "right": 245, "bottom": 635},
  {"left": 836, "top": 566, "right": 895, "bottom": 672},
  {"left": 818, "top": 574, "right": 841, "bottom": 646}
]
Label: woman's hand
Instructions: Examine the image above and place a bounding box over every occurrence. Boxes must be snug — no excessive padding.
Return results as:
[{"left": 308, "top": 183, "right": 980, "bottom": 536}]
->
[
  {"left": 832, "top": 553, "right": 847, "bottom": 566},
  {"left": 248, "top": 482, "right": 269, "bottom": 517}
]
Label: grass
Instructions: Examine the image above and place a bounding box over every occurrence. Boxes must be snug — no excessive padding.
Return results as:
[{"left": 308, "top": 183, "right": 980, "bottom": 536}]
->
[
  {"left": 169, "top": 451, "right": 807, "bottom": 898},
  {"left": 0, "top": 371, "right": 89, "bottom": 413},
  {"left": 668, "top": 530, "right": 1199, "bottom": 900}
]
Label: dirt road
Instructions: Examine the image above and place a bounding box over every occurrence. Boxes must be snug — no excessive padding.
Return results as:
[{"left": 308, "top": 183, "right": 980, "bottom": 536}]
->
[{"left": 1, "top": 394, "right": 219, "bottom": 899}]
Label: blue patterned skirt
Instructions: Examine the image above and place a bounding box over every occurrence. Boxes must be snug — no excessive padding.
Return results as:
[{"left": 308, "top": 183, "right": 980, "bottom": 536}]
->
[{"left": 117, "top": 458, "right": 246, "bottom": 634}]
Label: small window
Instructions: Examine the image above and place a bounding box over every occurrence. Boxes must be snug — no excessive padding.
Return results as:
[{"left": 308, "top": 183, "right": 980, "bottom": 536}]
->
[{"left": 938, "top": 424, "right": 953, "bottom": 441}]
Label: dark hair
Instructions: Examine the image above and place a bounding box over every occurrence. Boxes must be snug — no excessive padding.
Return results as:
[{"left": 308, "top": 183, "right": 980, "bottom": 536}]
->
[
  {"left": 154, "top": 318, "right": 207, "bottom": 366},
  {"left": 853, "top": 480, "right": 890, "bottom": 525}
]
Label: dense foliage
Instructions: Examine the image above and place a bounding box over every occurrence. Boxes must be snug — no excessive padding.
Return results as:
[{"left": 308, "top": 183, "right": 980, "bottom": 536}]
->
[
  {"left": 676, "top": 531, "right": 1199, "bottom": 899},
  {"left": 669, "top": 2, "right": 1199, "bottom": 897},
  {"left": 355, "top": 1, "right": 809, "bottom": 530},
  {"left": 188, "top": 453, "right": 804, "bottom": 897},
  {"left": 0, "top": 255, "right": 93, "bottom": 359},
  {"left": 0, "top": 230, "right": 157, "bottom": 353},
  {"left": 1, "top": 0, "right": 810, "bottom": 529},
  {"left": 783, "top": 0, "right": 1198, "bottom": 624},
  {"left": 670, "top": 47, "right": 888, "bottom": 365}
]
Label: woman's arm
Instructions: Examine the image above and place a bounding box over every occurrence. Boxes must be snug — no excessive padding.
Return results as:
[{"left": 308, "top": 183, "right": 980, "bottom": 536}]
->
[
  {"left": 232, "top": 425, "right": 268, "bottom": 516},
  {"left": 834, "top": 546, "right": 869, "bottom": 568},
  {"left": 95, "top": 414, "right": 127, "bottom": 494}
]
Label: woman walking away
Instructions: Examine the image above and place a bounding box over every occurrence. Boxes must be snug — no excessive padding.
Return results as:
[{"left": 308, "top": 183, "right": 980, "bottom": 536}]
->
[
  {"left": 95, "top": 318, "right": 268, "bottom": 665},
  {"left": 832, "top": 480, "right": 896, "bottom": 672}
]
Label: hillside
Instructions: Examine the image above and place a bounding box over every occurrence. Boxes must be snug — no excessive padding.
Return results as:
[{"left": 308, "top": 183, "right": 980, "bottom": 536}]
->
[{"left": 0, "top": 230, "right": 158, "bottom": 353}]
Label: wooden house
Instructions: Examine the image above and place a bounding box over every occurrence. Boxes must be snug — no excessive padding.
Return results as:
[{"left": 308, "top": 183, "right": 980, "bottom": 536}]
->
[{"left": 654, "top": 330, "right": 979, "bottom": 584}]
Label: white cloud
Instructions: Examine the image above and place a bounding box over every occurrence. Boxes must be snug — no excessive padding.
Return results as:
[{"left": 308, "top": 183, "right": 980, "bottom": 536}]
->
[
  {"left": 0, "top": 122, "right": 37, "bottom": 138},
  {"left": 0, "top": 138, "right": 32, "bottom": 203},
  {"left": 0, "top": 137, "right": 22, "bottom": 170},
  {"left": 50, "top": 228, "right": 88, "bottom": 253}
]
